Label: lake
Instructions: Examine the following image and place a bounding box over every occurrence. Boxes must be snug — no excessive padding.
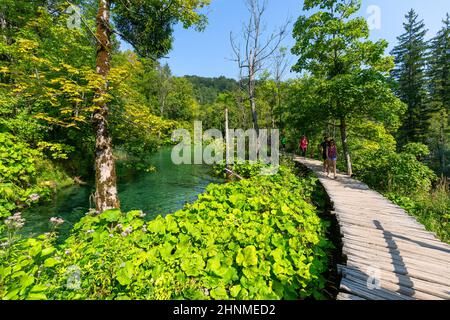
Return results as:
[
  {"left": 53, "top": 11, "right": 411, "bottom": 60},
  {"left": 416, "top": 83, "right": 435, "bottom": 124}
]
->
[{"left": 21, "top": 147, "right": 223, "bottom": 238}]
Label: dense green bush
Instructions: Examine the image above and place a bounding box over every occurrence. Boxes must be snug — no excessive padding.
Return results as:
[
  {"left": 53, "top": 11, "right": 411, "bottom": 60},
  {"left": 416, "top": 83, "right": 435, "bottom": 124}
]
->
[
  {"left": 0, "top": 166, "right": 331, "bottom": 300},
  {"left": 0, "top": 133, "right": 50, "bottom": 217},
  {"left": 0, "top": 133, "right": 73, "bottom": 218},
  {"left": 350, "top": 140, "right": 448, "bottom": 243},
  {"left": 388, "top": 183, "right": 450, "bottom": 243},
  {"left": 213, "top": 156, "right": 295, "bottom": 180},
  {"left": 353, "top": 142, "right": 437, "bottom": 196},
  {"left": 214, "top": 161, "right": 269, "bottom": 179}
]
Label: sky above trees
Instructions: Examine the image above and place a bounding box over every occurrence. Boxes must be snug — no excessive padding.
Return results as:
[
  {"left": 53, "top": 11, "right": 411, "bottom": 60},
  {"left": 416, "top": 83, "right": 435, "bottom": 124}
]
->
[{"left": 120, "top": 0, "right": 450, "bottom": 80}]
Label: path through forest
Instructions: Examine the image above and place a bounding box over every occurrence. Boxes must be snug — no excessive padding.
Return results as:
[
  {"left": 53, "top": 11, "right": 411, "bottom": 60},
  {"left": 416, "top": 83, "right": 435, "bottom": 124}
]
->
[{"left": 294, "top": 157, "right": 450, "bottom": 300}]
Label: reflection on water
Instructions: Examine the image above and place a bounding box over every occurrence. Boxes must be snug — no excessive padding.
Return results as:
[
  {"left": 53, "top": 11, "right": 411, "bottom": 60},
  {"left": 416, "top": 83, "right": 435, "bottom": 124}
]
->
[{"left": 21, "top": 147, "right": 222, "bottom": 238}]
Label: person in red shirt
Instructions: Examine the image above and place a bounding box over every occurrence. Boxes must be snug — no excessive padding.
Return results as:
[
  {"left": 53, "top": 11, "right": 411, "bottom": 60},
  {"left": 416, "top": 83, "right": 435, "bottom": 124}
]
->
[{"left": 299, "top": 135, "right": 309, "bottom": 157}]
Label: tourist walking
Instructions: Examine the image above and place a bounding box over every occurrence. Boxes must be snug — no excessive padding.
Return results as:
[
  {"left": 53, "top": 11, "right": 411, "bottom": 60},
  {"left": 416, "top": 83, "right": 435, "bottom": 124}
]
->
[
  {"left": 320, "top": 136, "right": 329, "bottom": 173},
  {"left": 299, "top": 135, "right": 308, "bottom": 157},
  {"left": 327, "top": 139, "right": 338, "bottom": 179}
]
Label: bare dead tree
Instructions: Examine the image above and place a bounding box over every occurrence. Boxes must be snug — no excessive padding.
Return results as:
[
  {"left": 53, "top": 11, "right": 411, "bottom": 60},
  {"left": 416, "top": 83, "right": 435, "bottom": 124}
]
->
[{"left": 230, "top": 0, "right": 289, "bottom": 136}]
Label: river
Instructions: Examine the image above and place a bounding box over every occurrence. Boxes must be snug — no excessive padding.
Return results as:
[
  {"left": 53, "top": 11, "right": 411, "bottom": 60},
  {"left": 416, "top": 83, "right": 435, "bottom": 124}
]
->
[{"left": 21, "top": 147, "right": 222, "bottom": 238}]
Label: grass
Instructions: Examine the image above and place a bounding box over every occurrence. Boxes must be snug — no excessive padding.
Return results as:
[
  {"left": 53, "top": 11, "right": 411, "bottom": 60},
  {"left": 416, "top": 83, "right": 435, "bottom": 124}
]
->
[{"left": 388, "top": 179, "right": 450, "bottom": 244}]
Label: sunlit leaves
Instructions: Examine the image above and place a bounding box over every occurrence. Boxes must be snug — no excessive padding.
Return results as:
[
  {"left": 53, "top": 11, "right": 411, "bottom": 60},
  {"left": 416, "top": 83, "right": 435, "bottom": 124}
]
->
[
  {"left": 112, "top": 0, "right": 210, "bottom": 59},
  {"left": 0, "top": 164, "right": 331, "bottom": 300},
  {"left": 236, "top": 246, "right": 258, "bottom": 268}
]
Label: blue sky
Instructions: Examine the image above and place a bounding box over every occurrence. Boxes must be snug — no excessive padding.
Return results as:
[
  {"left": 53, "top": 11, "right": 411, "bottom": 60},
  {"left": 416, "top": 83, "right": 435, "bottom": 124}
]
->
[{"left": 120, "top": 0, "right": 450, "bottom": 80}]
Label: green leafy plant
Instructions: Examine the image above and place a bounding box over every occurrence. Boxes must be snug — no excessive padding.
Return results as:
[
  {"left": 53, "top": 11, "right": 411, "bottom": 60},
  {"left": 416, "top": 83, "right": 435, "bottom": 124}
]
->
[
  {"left": 0, "top": 133, "right": 55, "bottom": 218},
  {"left": 0, "top": 165, "right": 332, "bottom": 300}
]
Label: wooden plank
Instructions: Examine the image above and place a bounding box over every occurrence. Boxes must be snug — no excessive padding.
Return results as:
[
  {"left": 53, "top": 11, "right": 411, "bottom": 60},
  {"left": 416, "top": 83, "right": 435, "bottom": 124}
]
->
[
  {"left": 334, "top": 205, "right": 424, "bottom": 220},
  {"left": 339, "top": 266, "right": 450, "bottom": 300},
  {"left": 336, "top": 215, "right": 433, "bottom": 236},
  {"left": 342, "top": 239, "right": 450, "bottom": 267},
  {"left": 336, "top": 293, "right": 367, "bottom": 301},
  {"left": 339, "top": 223, "right": 435, "bottom": 242},
  {"left": 340, "top": 225, "right": 450, "bottom": 251},
  {"left": 347, "top": 257, "right": 450, "bottom": 288},
  {"left": 343, "top": 242, "right": 450, "bottom": 271},
  {"left": 333, "top": 205, "right": 423, "bottom": 219},
  {"left": 343, "top": 245, "right": 450, "bottom": 281},
  {"left": 335, "top": 209, "right": 422, "bottom": 223},
  {"left": 342, "top": 271, "right": 444, "bottom": 300},
  {"left": 341, "top": 226, "right": 440, "bottom": 246},
  {"left": 334, "top": 211, "right": 427, "bottom": 230},
  {"left": 341, "top": 233, "right": 450, "bottom": 263},
  {"left": 336, "top": 216, "right": 427, "bottom": 235},
  {"left": 333, "top": 201, "right": 418, "bottom": 213},
  {"left": 295, "top": 157, "right": 450, "bottom": 301},
  {"left": 340, "top": 278, "right": 413, "bottom": 300},
  {"left": 345, "top": 252, "right": 450, "bottom": 285}
]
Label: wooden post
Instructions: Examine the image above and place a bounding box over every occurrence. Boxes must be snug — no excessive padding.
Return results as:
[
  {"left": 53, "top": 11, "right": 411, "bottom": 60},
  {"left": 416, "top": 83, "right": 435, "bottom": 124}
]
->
[
  {"left": 225, "top": 108, "right": 232, "bottom": 181},
  {"left": 340, "top": 116, "right": 353, "bottom": 176}
]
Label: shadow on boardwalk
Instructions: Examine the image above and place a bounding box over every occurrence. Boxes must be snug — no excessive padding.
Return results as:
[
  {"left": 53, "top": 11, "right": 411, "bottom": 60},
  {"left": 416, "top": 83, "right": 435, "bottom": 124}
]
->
[
  {"left": 374, "top": 220, "right": 415, "bottom": 297},
  {"left": 294, "top": 156, "right": 450, "bottom": 300}
]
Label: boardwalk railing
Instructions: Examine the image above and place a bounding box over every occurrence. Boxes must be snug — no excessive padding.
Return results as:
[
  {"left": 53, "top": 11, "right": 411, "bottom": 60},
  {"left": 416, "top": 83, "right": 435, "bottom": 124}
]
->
[{"left": 294, "top": 156, "right": 450, "bottom": 300}]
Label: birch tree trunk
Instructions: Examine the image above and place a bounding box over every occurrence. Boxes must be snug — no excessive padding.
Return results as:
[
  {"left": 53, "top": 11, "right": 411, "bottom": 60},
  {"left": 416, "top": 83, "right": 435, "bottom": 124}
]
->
[{"left": 93, "top": 0, "right": 120, "bottom": 212}]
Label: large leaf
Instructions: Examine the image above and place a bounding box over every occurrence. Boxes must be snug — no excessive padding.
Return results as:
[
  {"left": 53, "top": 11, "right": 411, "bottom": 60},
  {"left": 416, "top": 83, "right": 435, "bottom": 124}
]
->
[{"left": 236, "top": 246, "right": 258, "bottom": 267}]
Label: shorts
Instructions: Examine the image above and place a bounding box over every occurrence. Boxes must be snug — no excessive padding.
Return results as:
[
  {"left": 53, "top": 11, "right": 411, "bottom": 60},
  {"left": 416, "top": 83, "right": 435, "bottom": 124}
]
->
[
  {"left": 322, "top": 153, "right": 327, "bottom": 161},
  {"left": 329, "top": 157, "right": 337, "bottom": 162}
]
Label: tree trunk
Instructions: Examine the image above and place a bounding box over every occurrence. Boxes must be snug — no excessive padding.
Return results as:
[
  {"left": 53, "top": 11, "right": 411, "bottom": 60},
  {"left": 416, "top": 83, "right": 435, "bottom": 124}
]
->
[
  {"left": 0, "top": 12, "right": 6, "bottom": 32},
  {"left": 160, "top": 97, "right": 165, "bottom": 118},
  {"left": 250, "top": 98, "right": 259, "bottom": 134},
  {"left": 93, "top": 0, "right": 120, "bottom": 212},
  {"left": 340, "top": 117, "right": 353, "bottom": 176},
  {"left": 276, "top": 83, "right": 282, "bottom": 129},
  {"left": 248, "top": 74, "right": 260, "bottom": 136},
  {"left": 225, "top": 108, "right": 232, "bottom": 181}
]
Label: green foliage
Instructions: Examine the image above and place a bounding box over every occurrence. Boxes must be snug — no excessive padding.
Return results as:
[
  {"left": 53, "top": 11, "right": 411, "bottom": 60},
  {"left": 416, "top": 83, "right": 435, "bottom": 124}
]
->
[
  {"left": 352, "top": 141, "right": 436, "bottom": 196},
  {"left": 391, "top": 9, "right": 432, "bottom": 146},
  {"left": 427, "top": 14, "right": 450, "bottom": 176},
  {"left": 0, "top": 166, "right": 331, "bottom": 300},
  {"left": 292, "top": 0, "right": 393, "bottom": 76},
  {"left": 402, "top": 142, "right": 430, "bottom": 159},
  {"left": 0, "top": 4, "right": 98, "bottom": 182},
  {"left": 109, "top": 51, "right": 181, "bottom": 162},
  {"left": 165, "top": 77, "right": 199, "bottom": 121},
  {"left": 200, "top": 92, "right": 250, "bottom": 131},
  {"left": 113, "top": 0, "right": 210, "bottom": 59},
  {"left": 185, "top": 76, "right": 239, "bottom": 105},
  {"left": 213, "top": 161, "right": 270, "bottom": 179},
  {"left": 0, "top": 3, "right": 208, "bottom": 189},
  {"left": 0, "top": 133, "right": 57, "bottom": 218},
  {"left": 285, "top": 2, "right": 450, "bottom": 245},
  {"left": 0, "top": 233, "right": 58, "bottom": 300},
  {"left": 290, "top": 0, "right": 405, "bottom": 175},
  {"left": 388, "top": 183, "right": 450, "bottom": 243}
]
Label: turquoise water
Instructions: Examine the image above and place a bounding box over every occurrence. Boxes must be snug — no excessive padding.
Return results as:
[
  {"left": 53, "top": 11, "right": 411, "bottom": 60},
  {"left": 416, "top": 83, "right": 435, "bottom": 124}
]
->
[{"left": 21, "top": 147, "right": 222, "bottom": 238}]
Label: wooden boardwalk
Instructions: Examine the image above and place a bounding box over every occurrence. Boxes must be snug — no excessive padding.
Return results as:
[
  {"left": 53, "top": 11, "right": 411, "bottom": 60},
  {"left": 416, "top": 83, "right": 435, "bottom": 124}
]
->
[{"left": 294, "top": 157, "right": 450, "bottom": 300}]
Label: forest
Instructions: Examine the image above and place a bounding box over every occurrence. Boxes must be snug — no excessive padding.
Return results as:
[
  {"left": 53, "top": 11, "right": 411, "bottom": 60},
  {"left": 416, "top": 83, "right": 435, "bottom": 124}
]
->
[{"left": 0, "top": 0, "right": 449, "bottom": 301}]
